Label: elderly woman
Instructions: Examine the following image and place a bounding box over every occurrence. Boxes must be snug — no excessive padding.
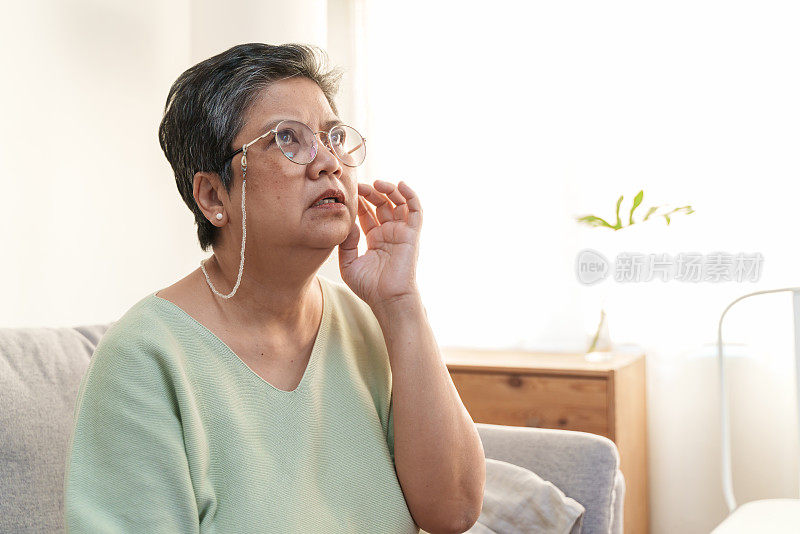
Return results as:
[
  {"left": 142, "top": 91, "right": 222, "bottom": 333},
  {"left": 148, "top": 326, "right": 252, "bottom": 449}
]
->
[{"left": 63, "top": 43, "right": 485, "bottom": 533}]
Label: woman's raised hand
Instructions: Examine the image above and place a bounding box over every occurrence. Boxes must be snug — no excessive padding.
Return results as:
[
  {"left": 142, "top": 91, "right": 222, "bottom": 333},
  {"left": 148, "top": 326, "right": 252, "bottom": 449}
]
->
[{"left": 338, "top": 179, "right": 422, "bottom": 311}]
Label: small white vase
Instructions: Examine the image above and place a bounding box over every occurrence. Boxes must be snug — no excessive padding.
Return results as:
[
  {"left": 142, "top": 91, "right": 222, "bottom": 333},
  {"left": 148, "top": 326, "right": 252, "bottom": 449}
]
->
[{"left": 584, "top": 306, "right": 613, "bottom": 361}]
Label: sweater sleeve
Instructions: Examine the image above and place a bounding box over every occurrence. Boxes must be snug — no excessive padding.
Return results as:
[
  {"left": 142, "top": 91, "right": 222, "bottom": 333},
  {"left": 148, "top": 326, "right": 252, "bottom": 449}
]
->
[{"left": 63, "top": 332, "right": 199, "bottom": 533}]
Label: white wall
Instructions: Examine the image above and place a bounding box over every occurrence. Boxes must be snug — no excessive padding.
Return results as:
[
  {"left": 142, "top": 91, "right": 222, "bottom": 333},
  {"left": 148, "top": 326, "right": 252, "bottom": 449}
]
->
[
  {"left": 359, "top": 1, "right": 800, "bottom": 533},
  {"left": 1, "top": 0, "right": 347, "bottom": 328},
  {"left": 190, "top": 0, "right": 327, "bottom": 63}
]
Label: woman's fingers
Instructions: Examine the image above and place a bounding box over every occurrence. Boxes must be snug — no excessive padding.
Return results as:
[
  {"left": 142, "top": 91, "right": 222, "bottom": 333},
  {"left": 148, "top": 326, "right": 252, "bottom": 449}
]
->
[
  {"left": 357, "top": 180, "right": 422, "bottom": 228},
  {"left": 372, "top": 180, "right": 409, "bottom": 221},
  {"left": 397, "top": 181, "right": 422, "bottom": 228},
  {"left": 357, "top": 195, "right": 379, "bottom": 234},
  {"left": 359, "top": 181, "right": 395, "bottom": 223}
]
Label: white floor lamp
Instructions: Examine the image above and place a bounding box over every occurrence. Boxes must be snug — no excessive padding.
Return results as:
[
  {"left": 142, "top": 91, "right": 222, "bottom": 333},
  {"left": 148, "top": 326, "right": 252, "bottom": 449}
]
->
[{"left": 711, "top": 287, "right": 800, "bottom": 533}]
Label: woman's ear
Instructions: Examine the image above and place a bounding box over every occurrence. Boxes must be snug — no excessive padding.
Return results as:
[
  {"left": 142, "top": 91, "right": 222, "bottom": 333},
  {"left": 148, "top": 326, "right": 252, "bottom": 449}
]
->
[{"left": 193, "top": 171, "right": 227, "bottom": 224}]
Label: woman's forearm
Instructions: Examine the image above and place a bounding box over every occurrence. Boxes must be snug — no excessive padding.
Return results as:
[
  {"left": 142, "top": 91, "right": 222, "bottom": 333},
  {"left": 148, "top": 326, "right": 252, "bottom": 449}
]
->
[{"left": 372, "top": 294, "right": 485, "bottom": 534}]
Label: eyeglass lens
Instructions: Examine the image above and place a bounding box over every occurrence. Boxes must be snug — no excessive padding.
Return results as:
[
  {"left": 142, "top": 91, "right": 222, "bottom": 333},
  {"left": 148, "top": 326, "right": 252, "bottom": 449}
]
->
[{"left": 275, "top": 120, "right": 366, "bottom": 167}]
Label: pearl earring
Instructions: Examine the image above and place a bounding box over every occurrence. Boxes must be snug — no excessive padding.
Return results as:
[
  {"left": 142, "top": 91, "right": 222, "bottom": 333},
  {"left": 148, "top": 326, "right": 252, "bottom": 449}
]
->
[{"left": 215, "top": 213, "right": 223, "bottom": 220}]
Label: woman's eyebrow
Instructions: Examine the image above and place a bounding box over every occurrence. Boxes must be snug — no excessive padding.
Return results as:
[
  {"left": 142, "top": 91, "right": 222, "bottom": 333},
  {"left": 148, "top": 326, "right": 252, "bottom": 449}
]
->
[{"left": 322, "top": 118, "right": 343, "bottom": 130}]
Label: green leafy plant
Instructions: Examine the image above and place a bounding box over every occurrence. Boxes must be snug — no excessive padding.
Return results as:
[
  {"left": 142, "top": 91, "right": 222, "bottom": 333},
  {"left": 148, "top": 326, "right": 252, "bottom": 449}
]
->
[
  {"left": 577, "top": 189, "right": 695, "bottom": 355},
  {"left": 576, "top": 190, "right": 694, "bottom": 230}
]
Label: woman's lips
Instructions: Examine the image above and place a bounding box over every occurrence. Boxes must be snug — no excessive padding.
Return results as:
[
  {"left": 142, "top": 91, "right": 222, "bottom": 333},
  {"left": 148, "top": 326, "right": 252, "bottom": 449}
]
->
[{"left": 310, "top": 202, "right": 347, "bottom": 211}]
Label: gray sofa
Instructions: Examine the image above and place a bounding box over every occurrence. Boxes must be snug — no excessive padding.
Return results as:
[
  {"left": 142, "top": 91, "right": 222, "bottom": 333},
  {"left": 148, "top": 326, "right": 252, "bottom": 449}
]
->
[{"left": 0, "top": 324, "right": 625, "bottom": 533}]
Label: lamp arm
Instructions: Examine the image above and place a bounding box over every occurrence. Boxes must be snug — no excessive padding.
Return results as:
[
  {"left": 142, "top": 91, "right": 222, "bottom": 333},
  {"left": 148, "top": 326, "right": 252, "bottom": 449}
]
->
[{"left": 717, "top": 286, "right": 800, "bottom": 514}]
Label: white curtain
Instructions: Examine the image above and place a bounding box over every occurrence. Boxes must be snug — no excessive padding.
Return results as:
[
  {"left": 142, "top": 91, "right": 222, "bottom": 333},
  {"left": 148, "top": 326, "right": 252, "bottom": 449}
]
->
[
  {"left": 1, "top": 0, "right": 328, "bottom": 327},
  {"left": 357, "top": 2, "right": 800, "bottom": 532}
]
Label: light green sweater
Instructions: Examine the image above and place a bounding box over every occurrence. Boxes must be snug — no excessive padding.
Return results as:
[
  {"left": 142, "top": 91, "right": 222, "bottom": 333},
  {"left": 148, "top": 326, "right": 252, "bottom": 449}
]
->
[{"left": 64, "top": 274, "right": 419, "bottom": 533}]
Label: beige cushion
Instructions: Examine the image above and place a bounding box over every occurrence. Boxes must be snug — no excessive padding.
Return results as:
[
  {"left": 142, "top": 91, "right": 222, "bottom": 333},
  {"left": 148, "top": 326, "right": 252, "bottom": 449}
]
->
[
  {"left": 711, "top": 499, "right": 800, "bottom": 534},
  {"left": 422, "top": 457, "right": 585, "bottom": 534}
]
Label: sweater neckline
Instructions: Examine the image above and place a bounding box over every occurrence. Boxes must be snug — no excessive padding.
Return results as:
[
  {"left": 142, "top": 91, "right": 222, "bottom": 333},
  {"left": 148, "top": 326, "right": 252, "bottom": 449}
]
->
[{"left": 147, "top": 275, "right": 331, "bottom": 395}]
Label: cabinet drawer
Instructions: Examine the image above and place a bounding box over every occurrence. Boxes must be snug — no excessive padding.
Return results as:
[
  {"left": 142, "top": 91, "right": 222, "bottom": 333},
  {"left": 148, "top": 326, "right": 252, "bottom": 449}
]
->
[{"left": 451, "top": 371, "right": 610, "bottom": 438}]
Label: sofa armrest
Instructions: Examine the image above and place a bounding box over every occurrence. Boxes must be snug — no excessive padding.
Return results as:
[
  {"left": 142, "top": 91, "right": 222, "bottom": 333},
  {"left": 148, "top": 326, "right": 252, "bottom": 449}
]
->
[
  {"left": 612, "top": 469, "right": 625, "bottom": 534},
  {"left": 476, "top": 423, "right": 624, "bottom": 534}
]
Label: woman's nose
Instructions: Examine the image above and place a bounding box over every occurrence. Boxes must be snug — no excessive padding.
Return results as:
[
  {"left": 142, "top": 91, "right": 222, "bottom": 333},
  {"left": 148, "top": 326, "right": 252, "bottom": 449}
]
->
[
  {"left": 316, "top": 132, "right": 333, "bottom": 152},
  {"left": 315, "top": 133, "right": 338, "bottom": 160},
  {"left": 310, "top": 132, "right": 342, "bottom": 174}
]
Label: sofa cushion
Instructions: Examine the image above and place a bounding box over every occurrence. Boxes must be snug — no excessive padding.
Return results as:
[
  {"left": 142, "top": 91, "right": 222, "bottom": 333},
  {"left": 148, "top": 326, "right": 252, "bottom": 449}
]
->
[
  {"left": 0, "top": 324, "right": 110, "bottom": 533},
  {"left": 472, "top": 457, "right": 585, "bottom": 533},
  {"left": 476, "top": 423, "right": 621, "bottom": 533},
  {"left": 420, "top": 457, "right": 585, "bottom": 534}
]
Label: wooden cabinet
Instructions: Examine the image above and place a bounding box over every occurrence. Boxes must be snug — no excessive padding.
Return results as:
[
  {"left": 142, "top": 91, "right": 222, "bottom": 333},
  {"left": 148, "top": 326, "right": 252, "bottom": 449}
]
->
[{"left": 443, "top": 348, "right": 648, "bottom": 534}]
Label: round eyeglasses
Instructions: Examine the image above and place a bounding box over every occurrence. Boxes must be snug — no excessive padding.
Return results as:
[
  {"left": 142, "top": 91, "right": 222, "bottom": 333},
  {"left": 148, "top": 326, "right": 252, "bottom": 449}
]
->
[{"left": 222, "top": 119, "right": 367, "bottom": 169}]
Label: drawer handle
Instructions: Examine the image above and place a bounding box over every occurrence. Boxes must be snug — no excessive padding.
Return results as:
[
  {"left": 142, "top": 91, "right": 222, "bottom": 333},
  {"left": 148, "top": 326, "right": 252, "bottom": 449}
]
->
[{"left": 508, "top": 375, "right": 523, "bottom": 388}]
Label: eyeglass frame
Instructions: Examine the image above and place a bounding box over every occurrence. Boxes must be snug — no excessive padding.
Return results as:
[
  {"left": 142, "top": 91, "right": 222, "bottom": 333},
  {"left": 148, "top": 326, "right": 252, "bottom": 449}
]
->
[{"left": 220, "top": 119, "right": 367, "bottom": 170}]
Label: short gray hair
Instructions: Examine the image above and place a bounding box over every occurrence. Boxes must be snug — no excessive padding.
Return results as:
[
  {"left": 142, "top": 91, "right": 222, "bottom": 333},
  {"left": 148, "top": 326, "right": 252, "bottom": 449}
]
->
[{"left": 158, "top": 43, "right": 344, "bottom": 251}]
